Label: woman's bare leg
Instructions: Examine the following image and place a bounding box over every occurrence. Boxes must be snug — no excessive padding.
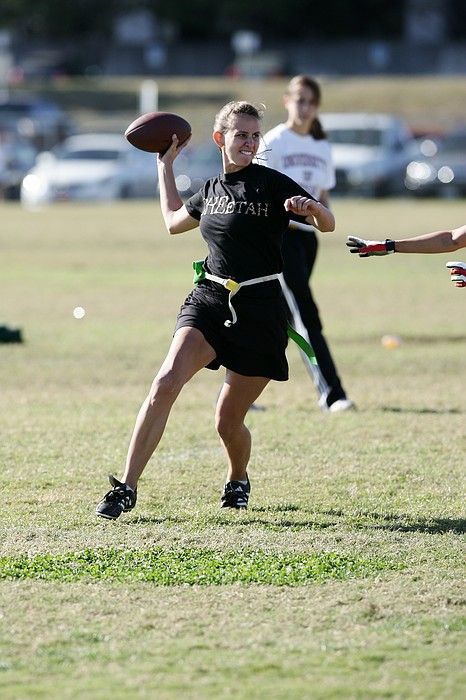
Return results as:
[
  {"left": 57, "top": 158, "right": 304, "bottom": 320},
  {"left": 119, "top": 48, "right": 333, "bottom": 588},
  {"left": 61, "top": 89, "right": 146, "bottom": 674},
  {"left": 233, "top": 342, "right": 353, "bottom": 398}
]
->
[
  {"left": 215, "top": 371, "right": 270, "bottom": 482},
  {"left": 122, "top": 327, "right": 216, "bottom": 489}
]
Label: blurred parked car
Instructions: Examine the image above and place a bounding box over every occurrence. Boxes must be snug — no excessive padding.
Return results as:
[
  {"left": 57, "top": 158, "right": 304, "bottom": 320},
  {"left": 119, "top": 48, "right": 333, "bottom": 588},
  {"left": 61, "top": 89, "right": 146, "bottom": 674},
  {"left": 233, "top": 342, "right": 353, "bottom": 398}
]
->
[
  {"left": 0, "top": 96, "right": 73, "bottom": 151},
  {"left": 321, "top": 113, "right": 417, "bottom": 197},
  {"left": 404, "top": 129, "right": 466, "bottom": 197},
  {"left": 20, "top": 133, "right": 157, "bottom": 206},
  {"left": 169, "top": 141, "right": 221, "bottom": 197},
  {"left": 0, "top": 128, "right": 37, "bottom": 200}
]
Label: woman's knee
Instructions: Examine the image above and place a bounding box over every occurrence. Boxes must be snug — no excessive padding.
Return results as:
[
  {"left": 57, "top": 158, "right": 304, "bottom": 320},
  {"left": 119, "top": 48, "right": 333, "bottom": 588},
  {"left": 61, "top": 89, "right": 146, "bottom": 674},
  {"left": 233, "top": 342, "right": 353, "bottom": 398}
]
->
[
  {"left": 148, "top": 371, "right": 183, "bottom": 406},
  {"left": 215, "top": 409, "right": 242, "bottom": 443}
]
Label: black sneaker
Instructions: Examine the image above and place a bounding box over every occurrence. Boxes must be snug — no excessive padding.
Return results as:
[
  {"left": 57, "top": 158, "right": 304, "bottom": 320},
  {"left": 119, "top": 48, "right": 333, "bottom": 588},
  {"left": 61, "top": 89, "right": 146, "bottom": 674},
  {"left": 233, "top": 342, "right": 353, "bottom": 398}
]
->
[
  {"left": 221, "top": 477, "right": 251, "bottom": 510},
  {"left": 96, "top": 475, "right": 137, "bottom": 520}
]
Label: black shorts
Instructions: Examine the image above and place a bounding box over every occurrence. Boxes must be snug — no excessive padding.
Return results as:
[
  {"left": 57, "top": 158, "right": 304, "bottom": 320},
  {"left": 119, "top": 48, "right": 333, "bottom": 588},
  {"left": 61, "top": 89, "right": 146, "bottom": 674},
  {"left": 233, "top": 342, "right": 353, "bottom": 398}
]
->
[{"left": 174, "top": 280, "right": 289, "bottom": 381}]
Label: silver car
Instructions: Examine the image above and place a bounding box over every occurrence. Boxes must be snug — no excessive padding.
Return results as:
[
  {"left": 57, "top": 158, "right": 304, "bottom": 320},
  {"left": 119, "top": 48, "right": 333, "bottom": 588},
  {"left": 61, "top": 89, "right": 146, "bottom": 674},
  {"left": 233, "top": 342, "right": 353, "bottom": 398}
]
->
[
  {"left": 170, "top": 141, "right": 221, "bottom": 197},
  {"left": 21, "top": 133, "right": 157, "bottom": 206},
  {"left": 321, "top": 113, "right": 418, "bottom": 197}
]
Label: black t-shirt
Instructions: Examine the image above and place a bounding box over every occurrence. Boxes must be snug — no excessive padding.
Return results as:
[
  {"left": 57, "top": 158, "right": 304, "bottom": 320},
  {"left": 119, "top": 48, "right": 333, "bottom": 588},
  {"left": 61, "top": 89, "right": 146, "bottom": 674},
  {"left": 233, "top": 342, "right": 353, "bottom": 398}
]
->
[{"left": 185, "top": 163, "right": 314, "bottom": 282}]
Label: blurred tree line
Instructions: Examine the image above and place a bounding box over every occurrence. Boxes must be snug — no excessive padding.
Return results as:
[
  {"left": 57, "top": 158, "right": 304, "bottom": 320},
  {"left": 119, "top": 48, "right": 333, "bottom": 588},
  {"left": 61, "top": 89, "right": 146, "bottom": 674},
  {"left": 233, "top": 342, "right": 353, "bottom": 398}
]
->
[
  {"left": 1, "top": 0, "right": 464, "bottom": 40},
  {"left": 0, "top": 0, "right": 403, "bottom": 39}
]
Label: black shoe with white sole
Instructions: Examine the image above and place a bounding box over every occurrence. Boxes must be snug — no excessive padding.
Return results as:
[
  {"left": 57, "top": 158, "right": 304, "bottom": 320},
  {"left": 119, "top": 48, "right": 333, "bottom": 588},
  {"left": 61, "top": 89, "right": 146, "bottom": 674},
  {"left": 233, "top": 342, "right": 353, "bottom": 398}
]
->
[
  {"left": 221, "top": 477, "right": 250, "bottom": 510},
  {"left": 96, "top": 475, "right": 137, "bottom": 520}
]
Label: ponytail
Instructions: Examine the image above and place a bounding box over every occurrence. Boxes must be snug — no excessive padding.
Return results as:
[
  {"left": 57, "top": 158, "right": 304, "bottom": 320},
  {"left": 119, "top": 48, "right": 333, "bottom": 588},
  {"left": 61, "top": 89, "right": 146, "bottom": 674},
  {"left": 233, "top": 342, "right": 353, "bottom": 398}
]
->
[{"left": 310, "top": 117, "right": 326, "bottom": 140}]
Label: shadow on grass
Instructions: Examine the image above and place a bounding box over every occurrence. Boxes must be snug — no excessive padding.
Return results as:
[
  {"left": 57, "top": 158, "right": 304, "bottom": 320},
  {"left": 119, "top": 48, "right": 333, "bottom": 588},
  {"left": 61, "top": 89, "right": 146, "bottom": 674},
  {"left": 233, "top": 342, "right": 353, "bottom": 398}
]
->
[
  {"left": 370, "top": 516, "right": 466, "bottom": 534},
  {"left": 253, "top": 504, "right": 300, "bottom": 513},
  {"left": 125, "top": 516, "right": 336, "bottom": 530},
  {"left": 122, "top": 515, "right": 188, "bottom": 525},
  {"left": 124, "top": 508, "right": 465, "bottom": 535},
  {"left": 381, "top": 406, "right": 462, "bottom": 415},
  {"left": 126, "top": 506, "right": 337, "bottom": 530},
  {"left": 218, "top": 518, "right": 336, "bottom": 530},
  {"left": 323, "top": 509, "right": 466, "bottom": 534},
  {"left": 219, "top": 512, "right": 466, "bottom": 534},
  {"left": 236, "top": 503, "right": 337, "bottom": 529}
]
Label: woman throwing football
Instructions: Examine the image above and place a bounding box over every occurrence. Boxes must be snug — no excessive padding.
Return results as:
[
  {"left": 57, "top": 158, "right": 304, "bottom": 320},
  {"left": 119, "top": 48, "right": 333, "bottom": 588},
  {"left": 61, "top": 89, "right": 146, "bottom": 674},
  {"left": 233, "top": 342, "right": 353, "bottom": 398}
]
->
[{"left": 96, "top": 101, "right": 334, "bottom": 519}]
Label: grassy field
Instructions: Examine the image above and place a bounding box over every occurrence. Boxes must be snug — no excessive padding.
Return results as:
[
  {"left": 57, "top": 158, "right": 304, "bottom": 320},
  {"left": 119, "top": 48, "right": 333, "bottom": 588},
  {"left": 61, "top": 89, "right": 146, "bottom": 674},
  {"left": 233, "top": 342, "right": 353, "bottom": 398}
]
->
[{"left": 0, "top": 198, "right": 465, "bottom": 699}]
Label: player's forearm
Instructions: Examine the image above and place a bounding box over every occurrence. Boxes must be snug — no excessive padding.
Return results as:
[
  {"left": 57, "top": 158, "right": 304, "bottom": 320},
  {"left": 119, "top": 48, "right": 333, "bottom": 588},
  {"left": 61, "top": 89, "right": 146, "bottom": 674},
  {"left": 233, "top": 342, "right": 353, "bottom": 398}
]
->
[
  {"left": 394, "top": 226, "right": 466, "bottom": 254},
  {"left": 157, "top": 161, "right": 184, "bottom": 231},
  {"left": 306, "top": 201, "right": 335, "bottom": 232}
]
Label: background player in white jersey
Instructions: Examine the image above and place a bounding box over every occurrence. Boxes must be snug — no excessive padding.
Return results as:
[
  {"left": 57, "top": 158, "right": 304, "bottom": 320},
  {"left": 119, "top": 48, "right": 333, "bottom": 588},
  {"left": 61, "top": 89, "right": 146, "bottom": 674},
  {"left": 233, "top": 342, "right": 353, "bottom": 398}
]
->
[{"left": 262, "top": 75, "right": 354, "bottom": 412}]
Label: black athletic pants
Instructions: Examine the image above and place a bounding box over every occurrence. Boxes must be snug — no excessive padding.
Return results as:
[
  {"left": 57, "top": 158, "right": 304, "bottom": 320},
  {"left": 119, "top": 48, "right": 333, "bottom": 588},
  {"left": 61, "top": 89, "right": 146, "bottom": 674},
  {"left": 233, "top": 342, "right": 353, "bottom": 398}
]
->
[{"left": 281, "top": 227, "right": 347, "bottom": 407}]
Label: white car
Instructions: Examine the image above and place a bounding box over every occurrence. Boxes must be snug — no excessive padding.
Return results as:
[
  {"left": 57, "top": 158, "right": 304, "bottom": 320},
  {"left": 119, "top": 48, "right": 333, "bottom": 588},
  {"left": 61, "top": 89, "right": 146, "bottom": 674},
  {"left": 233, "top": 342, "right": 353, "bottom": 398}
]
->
[
  {"left": 20, "top": 133, "right": 157, "bottom": 206},
  {"left": 321, "top": 113, "right": 417, "bottom": 197},
  {"left": 170, "top": 141, "right": 221, "bottom": 197}
]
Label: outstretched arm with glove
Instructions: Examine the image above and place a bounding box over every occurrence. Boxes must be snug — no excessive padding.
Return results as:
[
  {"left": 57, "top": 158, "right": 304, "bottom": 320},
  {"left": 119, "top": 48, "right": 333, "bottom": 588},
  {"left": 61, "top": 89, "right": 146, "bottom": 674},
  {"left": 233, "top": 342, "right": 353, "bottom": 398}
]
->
[{"left": 346, "top": 224, "right": 466, "bottom": 288}]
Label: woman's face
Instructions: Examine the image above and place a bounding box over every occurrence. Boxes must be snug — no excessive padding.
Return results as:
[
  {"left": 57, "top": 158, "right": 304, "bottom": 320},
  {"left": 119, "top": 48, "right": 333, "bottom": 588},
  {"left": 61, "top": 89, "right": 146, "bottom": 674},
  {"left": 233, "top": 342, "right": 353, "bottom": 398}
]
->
[
  {"left": 216, "top": 114, "right": 261, "bottom": 172},
  {"left": 284, "top": 85, "right": 319, "bottom": 130}
]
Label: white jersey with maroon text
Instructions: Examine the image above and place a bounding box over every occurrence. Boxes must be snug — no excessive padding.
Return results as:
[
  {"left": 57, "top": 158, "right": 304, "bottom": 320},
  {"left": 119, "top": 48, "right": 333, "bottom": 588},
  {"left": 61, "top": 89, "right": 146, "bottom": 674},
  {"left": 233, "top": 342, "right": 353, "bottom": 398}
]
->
[{"left": 261, "top": 123, "right": 335, "bottom": 200}]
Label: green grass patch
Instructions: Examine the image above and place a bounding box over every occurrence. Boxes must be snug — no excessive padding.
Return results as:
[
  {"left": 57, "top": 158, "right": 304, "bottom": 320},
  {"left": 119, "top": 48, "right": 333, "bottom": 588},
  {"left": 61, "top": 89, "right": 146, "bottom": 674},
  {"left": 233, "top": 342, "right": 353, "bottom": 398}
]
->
[{"left": 0, "top": 547, "right": 398, "bottom": 584}]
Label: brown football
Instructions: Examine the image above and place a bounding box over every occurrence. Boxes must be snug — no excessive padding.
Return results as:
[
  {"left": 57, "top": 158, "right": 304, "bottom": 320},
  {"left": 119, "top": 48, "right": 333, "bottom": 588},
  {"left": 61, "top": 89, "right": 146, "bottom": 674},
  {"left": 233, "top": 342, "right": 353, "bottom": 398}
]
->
[{"left": 124, "top": 111, "right": 192, "bottom": 154}]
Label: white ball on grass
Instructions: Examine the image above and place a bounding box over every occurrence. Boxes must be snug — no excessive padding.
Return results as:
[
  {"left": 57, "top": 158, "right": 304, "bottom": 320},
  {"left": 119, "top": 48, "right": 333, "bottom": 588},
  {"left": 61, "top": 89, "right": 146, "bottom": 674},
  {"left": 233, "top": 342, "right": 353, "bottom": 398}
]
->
[{"left": 73, "top": 306, "right": 86, "bottom": 319}]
